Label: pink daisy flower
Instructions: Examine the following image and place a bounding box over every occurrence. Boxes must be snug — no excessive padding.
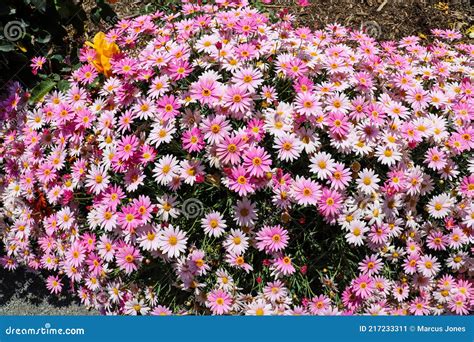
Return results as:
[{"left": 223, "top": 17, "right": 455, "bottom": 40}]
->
[
  {"left": 448, "top": 294, "right": 470, "bottom": 315},
  {"left": 295, "top": 92, "right": 321, "bottom": 117},
  {"left": 417, "top": 254, "right": 440, "bottom": 278},
  {"left": 226, "top": 252, "right": 253, "bottom": 273},
  {"left": 46, "top": 275, "right": 63, "bottom": 295},
  {"left": 191, "top": 76, "right": 222, "bottom": 106},
  {"left": 290, "top": 176, "right": 321, "bottom": 206},
  {"left": 216, "top": 134, "right": 246, "bottom": 165},
  {"left": 403, "top": 254, "right": 420, "bottom": 274},
  {"left": 66, "top": 241, "right": 86, "bottom": 268},
  {"left": 232, "top": 67, "right": 263, "bottom": 91},
  {"left": 426, "top": 230, "right": 447, "bottom": 251},
  {"left": 206, "top": 289, "right": 232, "bottom": 315},
  {"left": 223, "top": 85, "right": 253, "bottom": 114},
  {"left": 30, "top": 56, "right": 46, "bottom": 75},
  {"left": 309, "top": 295, "right": 331, "bottom": 315},
  {"left": 352, "top": 274, "right": 374, "bottom": 299},
  {"left": 358, "top": 255, "right": 383, "bottom": 276},
  {"left": 200, "top": 115, "right": 231, "bottom": 144},
  {"left": 272, "top": 255, "right": 296, "bottom": 276},
  {"left": 327, "top": 111, "right": 350, "bottom": 137},
  {"left": 151, "top": 305, "right": 173, "bottom": 316},
  {"left": 409, "top": 297, "right": 430, "bottom": 315},
  {"left": 424, "top": 147, "right": 447, "bottom": 171},
  {"left": 328, "top": 162, "right": 351, "bottom": 190},
  {"left": 256, "top": 225, "right": 289, "bottom": 253},
  {"left": 148, "top": 75, "right": 170, "bottom": 99}
]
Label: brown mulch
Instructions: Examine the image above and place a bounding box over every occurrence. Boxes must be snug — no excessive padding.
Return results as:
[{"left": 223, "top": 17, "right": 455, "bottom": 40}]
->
[{"left": 272, "top": 0, "right": 474, "bottom": 41}]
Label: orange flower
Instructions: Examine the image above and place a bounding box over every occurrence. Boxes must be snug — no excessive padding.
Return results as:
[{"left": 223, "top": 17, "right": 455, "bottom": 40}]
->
[{"left": 85, "top": 32, "right": 120, "bottom": 77}]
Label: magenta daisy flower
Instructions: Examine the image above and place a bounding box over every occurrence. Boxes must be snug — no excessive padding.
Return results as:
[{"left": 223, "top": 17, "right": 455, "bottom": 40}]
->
[
  {"left": 227, "top": 166, "right": 255, "bottom": 197},
  {"left": 460, "top": 175, "right": 474, "bottom": 197},
  {"left": 116, "top": 244, "right": 141, "bottom": 274},
  {"left": 117, "top": 205, "right": 141, "bottom": 232},
  {"left": 157, "top": 95, "right": 181, "bottom": 120},
  {"left": 242, "top": 146, "right": 272, "bottom": 177},
  {"left": 182, "top": 127, "right": 205, "bottom": 153},
  {"left": 117, "top": 135, "right": 139, "bottom": 161},
  {"left": 318, "top": 188, "right": 343, "bottom": 217}
]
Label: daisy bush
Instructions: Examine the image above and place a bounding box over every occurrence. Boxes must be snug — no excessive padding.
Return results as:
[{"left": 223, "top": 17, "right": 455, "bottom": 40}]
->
[{"left": 1, "top": 0, "right": 473, "bottom": 316}]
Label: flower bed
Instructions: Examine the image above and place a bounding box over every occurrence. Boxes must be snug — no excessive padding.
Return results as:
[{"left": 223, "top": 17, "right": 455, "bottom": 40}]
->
[{"left": 0, "top": 0, "right": 473, "bottom": 315}]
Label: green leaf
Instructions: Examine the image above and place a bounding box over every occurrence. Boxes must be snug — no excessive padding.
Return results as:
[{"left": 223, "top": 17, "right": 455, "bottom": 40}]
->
[
  {"left": 29, "top": 79, "right": 56, "bottom": 103},
  {"left": 57, "top": 80, "right": 71, "bottom": 92},
  {"left": 50, "top": 54, "right": 64, "bottom": 61},
  {"left": 35, "top": 30, "right": 51, "bottom": 44},
  {"left": 0, "top": 44, "right": 15, "bottom": 52}
]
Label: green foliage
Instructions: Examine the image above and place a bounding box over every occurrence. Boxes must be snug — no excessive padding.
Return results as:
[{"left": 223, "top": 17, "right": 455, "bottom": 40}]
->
[{"left": 0, "top": 0, "right": 116, "bottom": 91}]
